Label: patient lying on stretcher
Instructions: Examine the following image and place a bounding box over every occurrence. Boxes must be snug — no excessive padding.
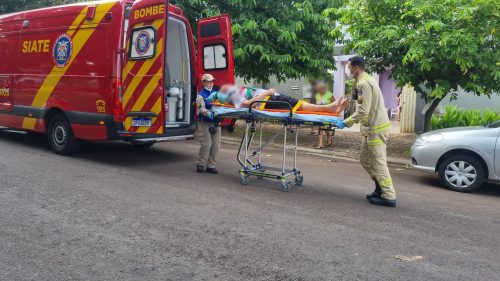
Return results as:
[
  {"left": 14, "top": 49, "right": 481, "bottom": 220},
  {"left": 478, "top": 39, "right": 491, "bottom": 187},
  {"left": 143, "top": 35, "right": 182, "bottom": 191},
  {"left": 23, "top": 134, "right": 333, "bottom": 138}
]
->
[{"left": 207, "top": 84, "right": 349, "bottom": 115}]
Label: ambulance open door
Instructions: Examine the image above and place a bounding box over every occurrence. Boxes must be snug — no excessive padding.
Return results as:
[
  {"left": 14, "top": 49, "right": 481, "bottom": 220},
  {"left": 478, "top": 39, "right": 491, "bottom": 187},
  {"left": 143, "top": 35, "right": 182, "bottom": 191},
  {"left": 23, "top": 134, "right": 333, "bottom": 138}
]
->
[
  {"left": 197, "top": 15, "right": 235, "bottom": 91},
  {"left": 121, "top": 0, "right": 168, "bottom": 135}
]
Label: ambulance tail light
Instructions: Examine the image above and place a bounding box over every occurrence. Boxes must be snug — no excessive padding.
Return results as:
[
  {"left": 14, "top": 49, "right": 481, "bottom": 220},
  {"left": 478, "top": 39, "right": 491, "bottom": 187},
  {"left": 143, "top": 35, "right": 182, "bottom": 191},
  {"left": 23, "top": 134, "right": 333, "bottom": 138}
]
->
[{"left": 113, "top": 78, "right": 124, "bottom": 122}]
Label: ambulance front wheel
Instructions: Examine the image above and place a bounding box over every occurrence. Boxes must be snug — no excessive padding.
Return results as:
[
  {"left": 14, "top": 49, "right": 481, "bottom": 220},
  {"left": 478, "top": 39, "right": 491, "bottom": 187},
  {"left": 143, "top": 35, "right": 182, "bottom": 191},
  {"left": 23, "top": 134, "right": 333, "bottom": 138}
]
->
[{"left": 48, "top": 114, "right": 80, "bottom": 155}]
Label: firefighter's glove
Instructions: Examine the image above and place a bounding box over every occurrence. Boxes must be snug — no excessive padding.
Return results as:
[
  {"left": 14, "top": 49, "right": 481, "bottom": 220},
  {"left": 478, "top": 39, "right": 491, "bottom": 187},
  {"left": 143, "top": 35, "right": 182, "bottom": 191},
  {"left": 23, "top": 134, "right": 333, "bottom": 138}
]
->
[{"left": 336, "top": 120, "right": 346, "bottom": 129}]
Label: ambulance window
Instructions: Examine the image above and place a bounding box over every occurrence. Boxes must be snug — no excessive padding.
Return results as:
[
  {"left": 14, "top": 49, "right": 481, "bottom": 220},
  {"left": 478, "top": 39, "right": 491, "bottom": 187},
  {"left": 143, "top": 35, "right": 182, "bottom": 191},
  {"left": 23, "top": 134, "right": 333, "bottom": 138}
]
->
[
  {"left": 203, "top": 44, "right": 227, "bottom": 70},
  {"left": 200, "top": 23, "right": 221, "bottom": 38},
  {"left": 129, "top": 26, "right": 157, "bottom": 60},
  {"left": 123, "top": 5, "right": 132, "bottom": 48}
]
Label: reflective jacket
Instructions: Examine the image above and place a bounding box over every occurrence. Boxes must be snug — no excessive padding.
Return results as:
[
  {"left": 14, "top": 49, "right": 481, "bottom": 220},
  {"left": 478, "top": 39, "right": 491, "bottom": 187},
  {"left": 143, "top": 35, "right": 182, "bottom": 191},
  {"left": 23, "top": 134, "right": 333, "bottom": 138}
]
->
[
  {"left": 344, "top": 73, "right": 391, "bottom": 137},
  {"left": 197, "top": 88, "right": 216, "bottom": 122}
]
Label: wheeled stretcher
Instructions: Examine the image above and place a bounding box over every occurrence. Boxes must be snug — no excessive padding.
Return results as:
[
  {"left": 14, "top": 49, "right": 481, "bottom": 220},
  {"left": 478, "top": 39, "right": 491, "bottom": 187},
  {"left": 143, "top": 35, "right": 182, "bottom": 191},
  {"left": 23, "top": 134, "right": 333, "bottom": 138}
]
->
[{"left": 212, "top": 101, "right": 343, "bottom": 192}]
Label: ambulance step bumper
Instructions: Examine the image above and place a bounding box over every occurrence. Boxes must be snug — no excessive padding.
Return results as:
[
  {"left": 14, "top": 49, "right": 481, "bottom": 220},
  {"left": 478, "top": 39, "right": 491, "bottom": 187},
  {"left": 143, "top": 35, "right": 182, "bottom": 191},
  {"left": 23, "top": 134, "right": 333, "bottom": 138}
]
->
[{"left": 132, "top": 134, "right": 195, "bottom": 143}]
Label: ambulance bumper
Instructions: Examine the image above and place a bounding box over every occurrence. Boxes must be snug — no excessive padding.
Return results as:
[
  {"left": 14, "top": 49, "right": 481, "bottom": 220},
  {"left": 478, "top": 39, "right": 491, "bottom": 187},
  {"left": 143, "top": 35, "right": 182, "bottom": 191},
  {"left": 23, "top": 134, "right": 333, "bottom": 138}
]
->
[
  {"left": 115, "top": 124, "right": 196, "bottom": 142},
  {"left": 132, "top": 134, "right": 195, "bottom": 143}
]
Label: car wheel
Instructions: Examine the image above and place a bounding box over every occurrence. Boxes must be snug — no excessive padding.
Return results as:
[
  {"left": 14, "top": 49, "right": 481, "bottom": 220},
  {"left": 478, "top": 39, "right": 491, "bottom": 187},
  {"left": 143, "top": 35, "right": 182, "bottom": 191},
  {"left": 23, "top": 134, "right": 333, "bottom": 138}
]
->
[
  {"left": 48, "top": 114, "right": 80, "bottom": 155},
  {"left": 438, "top": 155, "right": 485, "bottom": 192}
]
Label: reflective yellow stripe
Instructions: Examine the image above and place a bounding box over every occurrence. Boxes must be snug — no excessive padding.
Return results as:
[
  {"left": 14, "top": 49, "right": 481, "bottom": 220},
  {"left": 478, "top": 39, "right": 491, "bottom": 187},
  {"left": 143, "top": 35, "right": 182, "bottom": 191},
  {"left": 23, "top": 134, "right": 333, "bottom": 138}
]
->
[
  {"left": 379, "top": 179, "right": 393, "bottom": 187},
  {"left": 374, "top": 123, "right": 391, "bottom": 133},
  {"left": 368, "top": 139, "right": 384, "bottom": 146},
  {"left": 67, "top": 7, "right": 89, "bottom": 37},
  {"left": 374, "top": 121, "right": 391, "bottom": 129},
  {"left": 292, "top": 100, "right": 303, "bottom": 113},
  {"left": 22, "top": 3, "right": 115, "bottom": 130},
  {"left": 259, "top": 96, "right": 271, "bottom": 109},
  {"left": 122, "top": 37, "right": 164, "bottom": 107},
  {"left": 122, "top": 21, "right": 158, "bottom": 83},
  {"left": 124, "top": 68, "right": 163, "bottom": 131},
  {"left": 136, "top": 97, "right": 163, "bottom": 133}
]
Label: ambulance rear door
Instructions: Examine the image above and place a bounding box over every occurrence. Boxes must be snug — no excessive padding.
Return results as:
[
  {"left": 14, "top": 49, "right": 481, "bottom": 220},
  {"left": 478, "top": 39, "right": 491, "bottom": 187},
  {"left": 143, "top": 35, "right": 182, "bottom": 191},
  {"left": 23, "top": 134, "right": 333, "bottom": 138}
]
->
[
  {"left": 121, "top": 0, "right": 168, "bottom": 135},
  {"left": 197, "top": 15, "right": 235, "bottom": 91}
]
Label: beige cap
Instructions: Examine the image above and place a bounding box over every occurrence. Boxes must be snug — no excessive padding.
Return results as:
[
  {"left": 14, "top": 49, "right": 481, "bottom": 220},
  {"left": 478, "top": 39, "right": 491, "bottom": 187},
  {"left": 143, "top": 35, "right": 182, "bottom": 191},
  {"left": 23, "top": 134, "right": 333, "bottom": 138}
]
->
[{"left": 202, "top": 74, "right": 215, "bottom": 82}]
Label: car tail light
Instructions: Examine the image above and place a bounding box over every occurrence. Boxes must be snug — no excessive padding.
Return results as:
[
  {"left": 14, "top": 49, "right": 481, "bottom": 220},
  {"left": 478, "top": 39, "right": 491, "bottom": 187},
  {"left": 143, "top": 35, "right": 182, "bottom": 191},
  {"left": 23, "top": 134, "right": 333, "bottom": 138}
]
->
[{"left": 113, "top": 78, "right": 124, "bottom": 122}]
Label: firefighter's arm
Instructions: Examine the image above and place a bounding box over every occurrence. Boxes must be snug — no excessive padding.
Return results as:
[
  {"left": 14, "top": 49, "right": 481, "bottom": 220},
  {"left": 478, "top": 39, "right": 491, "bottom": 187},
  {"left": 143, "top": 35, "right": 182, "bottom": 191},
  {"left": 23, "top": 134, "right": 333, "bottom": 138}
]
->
[
  {"left": 344, "top": 82, "right": 372, "bottom": 127},
  {"left": 196, "top": 95, "right": 211, "bottom": 117}
]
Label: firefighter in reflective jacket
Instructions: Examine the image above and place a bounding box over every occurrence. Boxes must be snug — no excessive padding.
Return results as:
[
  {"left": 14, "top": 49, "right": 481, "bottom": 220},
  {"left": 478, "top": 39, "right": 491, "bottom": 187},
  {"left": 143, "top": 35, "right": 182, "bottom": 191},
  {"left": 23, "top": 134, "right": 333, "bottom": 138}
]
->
[{"left": 337, "top": 56, "right": 396, "bottom": 207}]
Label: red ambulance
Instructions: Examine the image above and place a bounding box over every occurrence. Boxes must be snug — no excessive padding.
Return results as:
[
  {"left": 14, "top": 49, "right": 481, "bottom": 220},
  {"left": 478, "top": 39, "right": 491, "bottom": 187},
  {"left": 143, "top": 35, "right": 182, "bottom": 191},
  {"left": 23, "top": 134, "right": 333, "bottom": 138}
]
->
[{"left": 0, "top": 0, "right": 234, "bottom": 154}]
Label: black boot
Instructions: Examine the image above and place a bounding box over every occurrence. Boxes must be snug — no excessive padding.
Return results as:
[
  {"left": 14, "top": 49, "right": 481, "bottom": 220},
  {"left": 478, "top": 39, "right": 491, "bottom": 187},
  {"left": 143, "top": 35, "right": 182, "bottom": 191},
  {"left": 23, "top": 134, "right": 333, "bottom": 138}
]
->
[
  {"left": 369, "top": 196, "right": 397, "bottom": 208},
  {"left": 196, "top": 165, "right": 205, "bottom": 173},
  {"left": 366, "top": 181, "right": 382, "bottom": 200}
]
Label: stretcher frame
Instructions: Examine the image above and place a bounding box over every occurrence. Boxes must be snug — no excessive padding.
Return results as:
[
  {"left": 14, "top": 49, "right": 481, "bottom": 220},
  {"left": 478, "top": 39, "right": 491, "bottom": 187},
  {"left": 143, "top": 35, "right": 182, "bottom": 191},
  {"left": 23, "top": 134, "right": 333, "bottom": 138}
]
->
[{"left": 215, "top": 100, "right": 340, "bottom": 192}]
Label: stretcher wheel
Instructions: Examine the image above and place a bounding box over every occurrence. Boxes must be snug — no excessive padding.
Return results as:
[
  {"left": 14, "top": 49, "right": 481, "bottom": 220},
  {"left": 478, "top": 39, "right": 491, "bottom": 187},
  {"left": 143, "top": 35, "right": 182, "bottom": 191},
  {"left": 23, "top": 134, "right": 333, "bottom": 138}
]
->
[
  {"left": 281, "top": 182, "right": 291, "bottom": 192},
  {"left": 240, "top": 174, "right": 249, "bottom": 185},
  {"left": 294, "top": 175, "right": 304, "bottom": 185}
]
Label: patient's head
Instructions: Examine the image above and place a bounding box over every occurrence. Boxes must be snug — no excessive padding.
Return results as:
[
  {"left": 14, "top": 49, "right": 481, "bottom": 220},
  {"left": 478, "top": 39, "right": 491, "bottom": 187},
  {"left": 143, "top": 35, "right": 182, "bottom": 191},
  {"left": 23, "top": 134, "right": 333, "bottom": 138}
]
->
[{"left": 217, "top": 84, "right": 238, "bottom": 104}]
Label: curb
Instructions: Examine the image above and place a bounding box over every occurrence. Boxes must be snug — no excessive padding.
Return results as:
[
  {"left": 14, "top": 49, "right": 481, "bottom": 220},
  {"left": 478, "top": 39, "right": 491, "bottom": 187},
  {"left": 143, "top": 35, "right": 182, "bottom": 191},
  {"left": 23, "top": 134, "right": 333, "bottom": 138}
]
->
[{"left": 221, "top": 136, "right": 411, "bottom": 167}]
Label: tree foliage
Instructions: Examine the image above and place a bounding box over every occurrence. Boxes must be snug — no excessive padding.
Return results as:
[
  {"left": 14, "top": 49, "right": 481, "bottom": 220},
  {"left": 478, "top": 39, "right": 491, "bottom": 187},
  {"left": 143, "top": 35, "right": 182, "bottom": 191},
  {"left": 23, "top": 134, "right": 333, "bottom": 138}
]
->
[
  {"left": 0, "top": 0, "right": 79, "bottom": 14},
  {"left": 329, "top": 0, "right": 500, "bottom": 131},
  {"left": 172, "top": 0, "right": 342, "bottom": 83},
  {"left": 2, "top": 0, "right": 341, "bottom": 84}
]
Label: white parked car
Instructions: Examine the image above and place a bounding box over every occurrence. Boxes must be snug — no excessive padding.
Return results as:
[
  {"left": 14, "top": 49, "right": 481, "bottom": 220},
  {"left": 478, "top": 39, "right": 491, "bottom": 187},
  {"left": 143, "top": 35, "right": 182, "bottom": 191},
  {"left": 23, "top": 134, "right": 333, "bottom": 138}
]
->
[{"left": 411, "top": 120, "right": 500, "bottom": 192}]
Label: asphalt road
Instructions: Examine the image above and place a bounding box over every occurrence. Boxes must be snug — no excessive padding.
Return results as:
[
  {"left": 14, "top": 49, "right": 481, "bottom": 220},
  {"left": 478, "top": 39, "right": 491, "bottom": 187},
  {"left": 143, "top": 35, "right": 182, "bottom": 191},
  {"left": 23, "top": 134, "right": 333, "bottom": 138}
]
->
[{"left": 1, "top": 130, "right": 499, "bottom": 281}]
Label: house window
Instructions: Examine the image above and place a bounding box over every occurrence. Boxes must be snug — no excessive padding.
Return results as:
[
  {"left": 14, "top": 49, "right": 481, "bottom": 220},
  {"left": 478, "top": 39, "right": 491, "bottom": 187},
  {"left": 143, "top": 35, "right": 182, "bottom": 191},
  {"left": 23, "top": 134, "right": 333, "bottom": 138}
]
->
[
  {"left": 203, "top": 44, "right": 227, "bottom": 70},
  {"left": 129, "top": 26, "right": 156, "bottom": 60}
]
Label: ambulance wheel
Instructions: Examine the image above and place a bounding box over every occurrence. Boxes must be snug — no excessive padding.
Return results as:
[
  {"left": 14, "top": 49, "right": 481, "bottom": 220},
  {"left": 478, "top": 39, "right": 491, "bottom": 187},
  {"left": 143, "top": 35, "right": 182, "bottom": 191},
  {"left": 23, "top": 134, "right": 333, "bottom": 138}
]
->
[
  {"left": 294, "top": 175, "right": 304, "bottom": 185},
  {"left": 240, "top": 174, "right": 249, "bottom": 185},
  {"left": 48, "top": 114, "right": 80, "bottom": 155},
  {"left": 132, "top": 141, "right": 156, "bottom": 148},
  {"left": 281, "top": 182, "right": 291, "bottom": 192}
]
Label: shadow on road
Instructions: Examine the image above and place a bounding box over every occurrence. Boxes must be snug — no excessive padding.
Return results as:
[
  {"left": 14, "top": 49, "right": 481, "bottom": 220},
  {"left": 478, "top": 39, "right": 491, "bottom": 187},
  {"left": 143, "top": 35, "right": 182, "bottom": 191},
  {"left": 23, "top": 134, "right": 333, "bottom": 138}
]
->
[
  {"left": 78, "top": 142, "right": 188, "bottom": 167},
  {"left": 0, "top": 130, "right": 51, "bottom": 151},
  {"left": 414, "top": 172, "right": 500, "bottom": 198},
  {"left": 0, "top": 129, "right": 187, "bottom": 167}
]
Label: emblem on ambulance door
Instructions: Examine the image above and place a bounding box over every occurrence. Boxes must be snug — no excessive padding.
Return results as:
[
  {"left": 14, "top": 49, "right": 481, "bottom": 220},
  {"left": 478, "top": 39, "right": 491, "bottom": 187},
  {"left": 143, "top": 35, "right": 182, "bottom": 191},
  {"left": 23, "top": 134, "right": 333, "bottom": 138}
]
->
[
  {"left": 53, "top": 34, "right": 73, "bottom": 68},
  {"left": 135, "top": 31, "right": 152, "bottom": 56}
]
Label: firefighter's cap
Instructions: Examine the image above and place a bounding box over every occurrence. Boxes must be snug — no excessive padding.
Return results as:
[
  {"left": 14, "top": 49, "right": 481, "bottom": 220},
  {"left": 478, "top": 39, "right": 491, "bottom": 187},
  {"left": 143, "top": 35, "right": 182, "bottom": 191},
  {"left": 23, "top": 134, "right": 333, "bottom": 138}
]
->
[{"left": 202, "top": 74, "right": 215, "bottom": 82}]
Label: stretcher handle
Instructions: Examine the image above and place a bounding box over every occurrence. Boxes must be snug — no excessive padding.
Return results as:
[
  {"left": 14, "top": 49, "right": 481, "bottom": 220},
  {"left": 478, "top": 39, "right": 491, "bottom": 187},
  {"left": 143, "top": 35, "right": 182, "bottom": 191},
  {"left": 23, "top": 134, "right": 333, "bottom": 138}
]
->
[{"left": 249, "top": 100, "right": 293, "bottom": 119}]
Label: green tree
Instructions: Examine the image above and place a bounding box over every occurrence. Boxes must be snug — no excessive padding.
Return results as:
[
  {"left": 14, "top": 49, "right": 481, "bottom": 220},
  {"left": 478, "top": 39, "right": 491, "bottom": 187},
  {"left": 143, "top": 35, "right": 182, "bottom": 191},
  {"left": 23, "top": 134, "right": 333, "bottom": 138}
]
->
[
  {"left": 329, "top": 0, "right": 499, "bottom": 132},
  {"left": 0, "top": 0, "right": 79, "bottom": 14},
  {"left": 172, "top": 0, "right": 342, "bottom": 83}
]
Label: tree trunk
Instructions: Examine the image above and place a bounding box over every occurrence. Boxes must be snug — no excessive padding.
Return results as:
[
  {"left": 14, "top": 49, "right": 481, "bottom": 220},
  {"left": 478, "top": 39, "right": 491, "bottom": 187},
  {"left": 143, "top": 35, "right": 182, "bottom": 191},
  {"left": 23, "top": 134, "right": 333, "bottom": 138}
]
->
[{"left": 423, "top": 98, "right": 442, "bottom": 132}]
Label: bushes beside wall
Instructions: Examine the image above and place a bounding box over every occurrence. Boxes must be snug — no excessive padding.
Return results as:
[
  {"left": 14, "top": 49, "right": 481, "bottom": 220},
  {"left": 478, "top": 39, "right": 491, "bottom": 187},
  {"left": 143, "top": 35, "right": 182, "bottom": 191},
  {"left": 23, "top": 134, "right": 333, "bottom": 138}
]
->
[{"left": 432, "top": 105, "right": 500, "bottom": 129}]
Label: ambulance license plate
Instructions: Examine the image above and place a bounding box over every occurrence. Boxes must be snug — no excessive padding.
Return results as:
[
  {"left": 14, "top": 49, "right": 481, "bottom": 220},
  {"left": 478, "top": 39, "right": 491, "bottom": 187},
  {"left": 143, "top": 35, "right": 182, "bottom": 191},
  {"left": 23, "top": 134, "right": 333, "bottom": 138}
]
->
[{"left": 132, "top": 118, "right": 152, "bottom": 127}]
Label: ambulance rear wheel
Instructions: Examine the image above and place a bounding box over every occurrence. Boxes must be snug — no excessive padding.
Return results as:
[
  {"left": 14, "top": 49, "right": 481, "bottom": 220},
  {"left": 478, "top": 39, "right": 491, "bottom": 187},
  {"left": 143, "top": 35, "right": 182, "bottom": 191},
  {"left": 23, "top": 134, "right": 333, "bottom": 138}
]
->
[{"left": 48, "top": 114, "right": 80, "bottom": 155}]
